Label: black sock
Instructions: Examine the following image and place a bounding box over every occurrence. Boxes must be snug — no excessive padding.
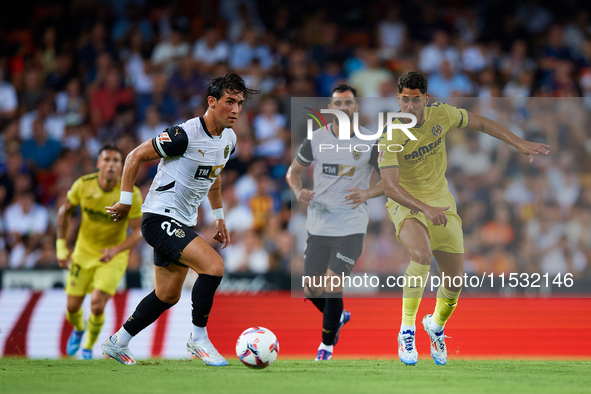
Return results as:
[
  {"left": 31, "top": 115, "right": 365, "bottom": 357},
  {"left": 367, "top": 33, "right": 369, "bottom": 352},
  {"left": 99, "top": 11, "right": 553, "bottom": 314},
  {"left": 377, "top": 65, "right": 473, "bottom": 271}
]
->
[
  {"left": 322, "top": 292, "right": 343, "bottom": 346},
  {"left": 192, "top": 274, "right": 223, "bottom": 327},
  {"left": 306, "top": 287, "right": 326, "bottom": 313},
  {"left": 123, "top": 290, "right": 174, "bottom": 336}
]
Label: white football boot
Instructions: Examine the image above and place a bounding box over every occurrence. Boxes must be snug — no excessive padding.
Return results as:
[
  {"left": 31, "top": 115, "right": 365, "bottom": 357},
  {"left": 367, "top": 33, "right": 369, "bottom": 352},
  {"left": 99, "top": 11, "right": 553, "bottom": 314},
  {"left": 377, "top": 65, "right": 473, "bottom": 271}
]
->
[
  {"left": 101, "top": 336, "right": 136, "bottom": 365},
  {"left": 422, "top": 314, "right": 449, "bottom": 365},
  {"left": 398, "top": 330, "right": 418, "bottom": 365},
  {"left": 186, "top": 333, "right": 229, "bottom": 366}
]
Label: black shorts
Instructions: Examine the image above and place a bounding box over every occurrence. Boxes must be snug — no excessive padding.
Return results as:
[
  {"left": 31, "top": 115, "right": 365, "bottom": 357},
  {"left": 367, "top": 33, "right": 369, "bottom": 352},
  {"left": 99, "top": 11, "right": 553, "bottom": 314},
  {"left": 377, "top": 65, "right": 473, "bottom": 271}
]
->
[
  {"left": 141, "top": 213, "right": 199, "bottom": 268},
  {"left": 303, "top": 233, "right": 365, "bottom": 277}
]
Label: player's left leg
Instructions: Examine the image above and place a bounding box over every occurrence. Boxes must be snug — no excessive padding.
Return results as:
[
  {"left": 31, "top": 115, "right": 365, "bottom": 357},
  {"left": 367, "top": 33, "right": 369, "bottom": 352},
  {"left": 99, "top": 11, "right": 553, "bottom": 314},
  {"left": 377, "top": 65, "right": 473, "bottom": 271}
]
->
[
  {"left": 103, "top": 263, "right": 187, "bottom": 365},
  {"left": 424, "top": 251, "right": 464, "bottom": 365}
]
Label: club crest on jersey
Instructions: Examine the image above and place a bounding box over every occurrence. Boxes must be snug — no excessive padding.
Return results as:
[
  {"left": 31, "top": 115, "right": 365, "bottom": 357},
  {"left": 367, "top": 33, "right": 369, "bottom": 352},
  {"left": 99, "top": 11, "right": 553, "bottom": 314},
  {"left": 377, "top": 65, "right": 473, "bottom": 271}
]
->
[
  {"left": 224, "top": 145, "right": 230, "bottom": 159},
  {"left": 352, "top": 150, "right": 362, "bottom": 161},
  {"left": 431, "top": 124, "right": 442, "bottom": 137},
  {"left": 410, "top": 209, "right": 419, "bottom": 215},
  {"left": 158, "top": 132, "right": 171, "bottom": 143}
]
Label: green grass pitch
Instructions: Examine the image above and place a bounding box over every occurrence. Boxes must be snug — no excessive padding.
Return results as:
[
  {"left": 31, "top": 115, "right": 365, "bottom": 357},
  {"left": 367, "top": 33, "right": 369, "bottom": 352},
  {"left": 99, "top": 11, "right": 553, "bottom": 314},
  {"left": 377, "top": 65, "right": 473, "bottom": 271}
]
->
[{"left": 1, "top": 358, "right": 590, "bottom": 394}]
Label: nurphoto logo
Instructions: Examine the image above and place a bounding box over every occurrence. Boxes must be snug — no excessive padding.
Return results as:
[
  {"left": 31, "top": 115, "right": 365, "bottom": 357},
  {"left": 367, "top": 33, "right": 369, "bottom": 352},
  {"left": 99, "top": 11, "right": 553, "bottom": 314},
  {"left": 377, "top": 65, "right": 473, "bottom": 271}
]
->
[{"left": 303, "top": 107, "right": 417, "bottom": 153}]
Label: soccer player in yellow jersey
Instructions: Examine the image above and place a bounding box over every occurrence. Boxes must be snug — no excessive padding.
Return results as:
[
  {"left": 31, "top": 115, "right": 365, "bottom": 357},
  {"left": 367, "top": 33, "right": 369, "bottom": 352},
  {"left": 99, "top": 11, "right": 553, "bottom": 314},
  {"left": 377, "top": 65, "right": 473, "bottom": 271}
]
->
[
  {"left": 56, "top": 144, "right": 143, "bottom": 359},
  {"left": 378, "top": 72, "right": 549, "bottom": 365}
]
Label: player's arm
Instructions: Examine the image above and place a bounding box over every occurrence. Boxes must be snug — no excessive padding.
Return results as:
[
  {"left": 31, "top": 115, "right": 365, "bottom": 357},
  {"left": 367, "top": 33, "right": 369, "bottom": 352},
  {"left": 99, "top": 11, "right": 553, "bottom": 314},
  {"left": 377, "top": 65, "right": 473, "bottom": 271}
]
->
[
  {"left": 106, "top": 140, "right": 160, "bottom": 221},
  {"left": 381, "top": 166, "right": 449, "bottom": 226},
  {"left": 286, "top": 159, "right": 315, "bottom": 205},
  {"left": 56, "top": 199, "right": 78, "bottom": 267},
  {"left": 345, "top": 145, "right": 384, "bottom": 209},
  {"left": 345, "top": 180, "right": 384, "bottom": 209},
  {"left": 208, "top": 174, "right": 230, "bottom": 249},
  {"left": 99, "top": 218, "right": 143, "bottom": 262},
  {"left": 108, "top": 125, "right": 189, "bottom": 221},
  {"left": 464, "top": 112, "right": 550, "bottom": 163},
  {"left": 287, "top": 138, "right": 315, "bottom": 205}
]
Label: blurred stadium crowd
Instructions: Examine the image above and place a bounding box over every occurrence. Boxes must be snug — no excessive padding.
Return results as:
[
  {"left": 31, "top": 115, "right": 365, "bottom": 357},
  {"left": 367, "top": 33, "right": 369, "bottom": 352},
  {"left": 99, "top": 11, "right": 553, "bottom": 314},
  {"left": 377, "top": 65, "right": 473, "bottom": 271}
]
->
[{"left": 0, "top": 0, "right": 590, "bottom": 288}]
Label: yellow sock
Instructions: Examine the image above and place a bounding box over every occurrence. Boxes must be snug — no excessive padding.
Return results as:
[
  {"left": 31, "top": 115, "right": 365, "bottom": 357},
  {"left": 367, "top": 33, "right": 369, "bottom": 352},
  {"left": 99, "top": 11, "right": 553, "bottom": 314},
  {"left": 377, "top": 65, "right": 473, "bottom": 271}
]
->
[
  {"left": 401, "top": 261, "right": 430, "bottom": 326},
  {"left": 83, "top": 313, "right": 105, "bottom": 350},
  {"left": 66, "top": 308, "right": 85, "bottom": 332},
  {"left": 433, "top": 286, "right": 462, "bottom": 328}
]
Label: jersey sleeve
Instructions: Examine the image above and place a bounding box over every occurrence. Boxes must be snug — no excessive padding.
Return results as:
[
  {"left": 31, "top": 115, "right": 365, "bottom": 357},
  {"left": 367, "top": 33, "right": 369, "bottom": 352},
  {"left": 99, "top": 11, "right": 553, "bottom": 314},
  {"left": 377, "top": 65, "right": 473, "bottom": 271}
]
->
[
  {"left": 296, "top": 139, "right": 314, "bottom": 167},
  {"left": 369, "top": 144, "right": 380, "bottom": 172},
  {"left": 152, "top": 125, "right": 189, "bottom": 158},
  {"left": 441, "top": 103, "right": 469, "bottom": 130},
  {"left": 378, "top": 148, "right": 399, "bottom": 169},
  {"left": 231, "top": 134, "right": 237, "bottom": 155},
  {"left": 128, "top": 186, "right": 144, "bottom": 219},
  {"left": 66, "top": 177, "right": 82, "bottom": 206},
  {"left": 377, "top": 132, "right": 400, "bottom": 169}
]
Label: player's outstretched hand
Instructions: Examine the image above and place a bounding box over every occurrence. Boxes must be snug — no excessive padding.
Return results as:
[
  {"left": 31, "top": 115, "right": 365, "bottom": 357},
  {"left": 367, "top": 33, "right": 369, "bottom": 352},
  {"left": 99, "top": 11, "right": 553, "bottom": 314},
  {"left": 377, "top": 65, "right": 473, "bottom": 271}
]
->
[
  {"left": 296, "top": 188, "right": 315, "bottom": 205},
  {"left": 106, "top": 202, "right": 131, "bottom": 222},
  {"left": 423, "top": 205, "right": 450, "bottom": 227},
  {"left": 345, "top": 187, "right": 368, "bottom": 209},
  {"left": 517, "top": 140, "right": 550, "bottom": 163},
  {"left": 213, "top": 219, "right": 231, "bottom": 249}
]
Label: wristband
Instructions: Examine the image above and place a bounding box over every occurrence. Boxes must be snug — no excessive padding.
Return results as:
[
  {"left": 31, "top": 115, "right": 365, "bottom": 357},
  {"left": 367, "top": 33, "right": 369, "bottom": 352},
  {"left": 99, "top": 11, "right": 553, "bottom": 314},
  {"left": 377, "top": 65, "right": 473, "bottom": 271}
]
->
[
  {"left": 56, "top": 239, "right": 69, "bottom": 260},
  {"left": 120, "top": 191, "right": 133, "bottom": 205},
  {"left": 212, "top": 208, "right": 224, "bottom": 220}
]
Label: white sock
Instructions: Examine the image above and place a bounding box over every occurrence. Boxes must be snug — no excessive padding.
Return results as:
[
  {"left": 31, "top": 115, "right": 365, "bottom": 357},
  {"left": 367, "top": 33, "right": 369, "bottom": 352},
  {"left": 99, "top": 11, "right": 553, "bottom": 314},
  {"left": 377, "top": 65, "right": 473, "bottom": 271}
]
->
[
  {"left": 400, "top": 324, "right": 415, "bottom": 333},
  {"left": 319, "top": 342, "right": 334, "bottom": 352},
  {"left": 430, "top": 319, "right": 444, "bottom": 334},
  {"left": 192, "top": 325, "right": 208, "bottom": 343},
  {"left": 113, "top": 327, "right": 133, "bottom": 347}
]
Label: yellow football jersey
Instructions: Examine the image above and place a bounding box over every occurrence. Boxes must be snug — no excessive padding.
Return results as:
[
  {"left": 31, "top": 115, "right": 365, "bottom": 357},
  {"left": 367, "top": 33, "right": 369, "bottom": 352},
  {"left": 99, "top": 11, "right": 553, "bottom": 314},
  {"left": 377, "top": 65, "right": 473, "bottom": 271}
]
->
[
  {"left": 378, "top": 102, "right": 468, "bottom": 201},
  {"left": 67, "top": 173, "right": 143, "bottom": 260}
]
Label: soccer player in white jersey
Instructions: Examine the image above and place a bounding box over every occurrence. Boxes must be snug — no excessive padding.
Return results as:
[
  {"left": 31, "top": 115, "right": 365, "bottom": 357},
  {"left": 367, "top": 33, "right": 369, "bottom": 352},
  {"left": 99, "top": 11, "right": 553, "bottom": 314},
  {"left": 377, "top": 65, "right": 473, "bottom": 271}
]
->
[
  {"left": 101, "top": 73, "right": 258, "bottom": 366},
  {"left": 287, "top": 85, "right": 384, "bottom": 360}
]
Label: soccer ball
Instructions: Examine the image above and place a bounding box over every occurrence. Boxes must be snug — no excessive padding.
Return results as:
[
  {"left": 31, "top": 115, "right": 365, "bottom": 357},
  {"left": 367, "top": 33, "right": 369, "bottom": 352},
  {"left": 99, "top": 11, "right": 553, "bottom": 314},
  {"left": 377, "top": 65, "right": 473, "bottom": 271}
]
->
[{"left": 236, "top": 327, "right": 279, "bottom": 369}]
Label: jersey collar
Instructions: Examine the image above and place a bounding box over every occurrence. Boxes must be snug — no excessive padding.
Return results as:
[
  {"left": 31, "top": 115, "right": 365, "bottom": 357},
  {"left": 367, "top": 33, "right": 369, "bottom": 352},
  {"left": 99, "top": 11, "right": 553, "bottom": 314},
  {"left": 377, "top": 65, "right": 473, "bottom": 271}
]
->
[
  {"left": 396, "top": 111, "right": 425, "bottom": 128},
  {"left": 200, "top": 116, "right": 223, "bottom": 139},
  {"left": 329, "top": 123, "right": 357, "bottom": 139}
]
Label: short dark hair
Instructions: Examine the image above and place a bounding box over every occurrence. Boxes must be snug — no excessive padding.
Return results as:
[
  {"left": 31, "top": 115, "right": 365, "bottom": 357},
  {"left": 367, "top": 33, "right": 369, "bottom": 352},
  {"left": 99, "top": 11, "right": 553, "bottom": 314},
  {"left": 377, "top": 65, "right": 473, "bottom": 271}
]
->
[
  {"left": 207, "top": 73, "right": 260, "bottom": 102},
  {"left": 397, "top": 71, "right": 428, "bottom": 94},
  {"left": 330, "top": 84, "right": 357, "bottom": 98},
  {"left": 98, "top": 144, "right": 123, "bottom": 158}
]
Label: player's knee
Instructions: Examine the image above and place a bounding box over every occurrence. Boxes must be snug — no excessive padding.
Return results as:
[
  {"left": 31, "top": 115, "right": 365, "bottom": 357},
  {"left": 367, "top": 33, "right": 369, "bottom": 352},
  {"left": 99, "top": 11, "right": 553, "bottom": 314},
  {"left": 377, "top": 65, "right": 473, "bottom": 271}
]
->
[
  {"left": 90, "top": 304, "right": 105, "bottom": 316},
  {"left": 409, "top": 249, "right": 432, "bottom": 266},
  {"left": 305, "top": 285, "right": 323, "bottom": 298},
  {"left": 66, "top": 304, "right": 80, "bottom": 314},
  {"left": 204, "top": 260, "right": 224, "bottom": 277},
  {"left": 158, "top": 292, "right": 181, "bottom": 305}
]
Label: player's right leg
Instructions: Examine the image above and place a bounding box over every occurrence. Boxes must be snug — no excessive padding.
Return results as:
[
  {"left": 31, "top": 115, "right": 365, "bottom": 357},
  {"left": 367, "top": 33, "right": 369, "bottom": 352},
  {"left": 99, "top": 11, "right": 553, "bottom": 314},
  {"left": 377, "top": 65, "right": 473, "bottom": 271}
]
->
[
  {"left": 65, "top": 295, "right": 85, "bottom": 356},
  {"left": 396, "top": 218, "right": 433, "bottom": 365},
  {"left": 64, "top": 259, "right": 94, "bottom": 357},
  {"left": 102, "top": 264, "right": 187, "bottom": 365},
  {"left": 303, "top": 235, "right": 330, "bottom": 313}
]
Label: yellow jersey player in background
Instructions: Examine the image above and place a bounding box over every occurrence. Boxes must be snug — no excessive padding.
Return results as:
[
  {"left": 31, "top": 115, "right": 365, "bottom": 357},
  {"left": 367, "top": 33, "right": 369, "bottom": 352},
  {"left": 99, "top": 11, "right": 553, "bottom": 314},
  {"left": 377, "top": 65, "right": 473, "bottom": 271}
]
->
[
  {"left": 56, "top": 144, "right": 143, "bottom": 359},
  {"left": 378, "top": 71, "right": 549, "bottom": 365}
]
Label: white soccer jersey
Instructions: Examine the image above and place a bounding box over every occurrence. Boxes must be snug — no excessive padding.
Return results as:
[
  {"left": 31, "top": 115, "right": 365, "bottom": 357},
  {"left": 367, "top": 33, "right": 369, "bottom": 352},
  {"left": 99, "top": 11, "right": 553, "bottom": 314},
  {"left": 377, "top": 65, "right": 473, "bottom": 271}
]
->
[
  {"left": 142, "top": 116, "right": 236, "bottom": 227},
  {"left": 296, "top": 123, "right": 379, "bottom": 237}
]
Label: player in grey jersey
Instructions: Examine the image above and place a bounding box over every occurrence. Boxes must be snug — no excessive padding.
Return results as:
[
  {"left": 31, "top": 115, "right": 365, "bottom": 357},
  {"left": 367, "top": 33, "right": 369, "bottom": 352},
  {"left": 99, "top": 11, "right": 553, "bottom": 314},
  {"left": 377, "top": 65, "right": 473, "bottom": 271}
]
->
[
  {"left": 287, "top": 84, "right": 384, "bottom": 360},
  {"left": 102, "top": 73, "right": 258, "bottom": 366}
]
